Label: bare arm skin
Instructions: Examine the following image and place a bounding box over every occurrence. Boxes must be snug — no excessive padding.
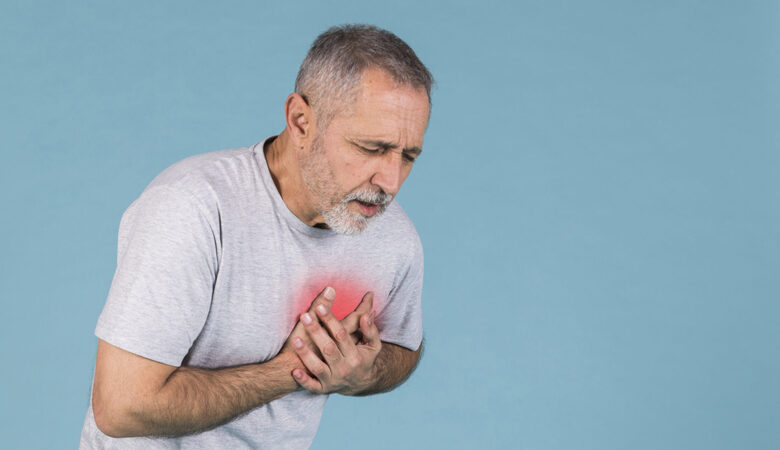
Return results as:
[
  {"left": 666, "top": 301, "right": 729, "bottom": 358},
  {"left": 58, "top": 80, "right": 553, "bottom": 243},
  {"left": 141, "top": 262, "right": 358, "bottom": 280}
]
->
[
  {"left": 351, "top": 340, "right": 423, "bottom": 396},
  {"left": 93, "top": 338, "right": 420, "bottom": 438},
  {"left": 92, "top": 287, "right": 344, "bottom": 439},
  {"left": 92, "top": 288, "right": 419, "bottom": 438},
  {"left": 92, "top": 339, "right": 301, "bottom": 438}
]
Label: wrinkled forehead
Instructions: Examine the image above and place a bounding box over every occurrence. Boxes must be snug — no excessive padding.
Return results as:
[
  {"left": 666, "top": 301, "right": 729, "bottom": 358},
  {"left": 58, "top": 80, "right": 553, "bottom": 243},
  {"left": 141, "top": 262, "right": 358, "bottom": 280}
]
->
[
  {"left": 331, "top": 70, "right": 430, "bottom": 138},
  {"left": 325, "top": 66, "right": 427, "bottom": 110}
]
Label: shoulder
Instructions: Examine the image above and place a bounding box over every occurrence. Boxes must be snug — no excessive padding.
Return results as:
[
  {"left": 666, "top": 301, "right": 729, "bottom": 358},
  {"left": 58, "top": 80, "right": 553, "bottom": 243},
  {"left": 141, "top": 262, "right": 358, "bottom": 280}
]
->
[
  {"left": 147, "top": 146, "right": 255, "bottom": 194},
  {"left": 138, "top": 145, "right": 260, "bottom": 214}
]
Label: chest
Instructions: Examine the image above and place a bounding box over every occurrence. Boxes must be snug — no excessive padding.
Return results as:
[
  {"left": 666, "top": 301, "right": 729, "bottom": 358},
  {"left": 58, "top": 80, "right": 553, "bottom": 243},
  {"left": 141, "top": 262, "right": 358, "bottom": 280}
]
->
[{"left": 183, "top": 214, "right": 399, "bottom": 368}]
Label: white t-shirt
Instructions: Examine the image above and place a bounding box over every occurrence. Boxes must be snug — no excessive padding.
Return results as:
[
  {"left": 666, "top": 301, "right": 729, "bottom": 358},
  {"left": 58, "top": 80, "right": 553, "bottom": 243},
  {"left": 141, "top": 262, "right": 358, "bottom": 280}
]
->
[{"left": 79, "top": 139, "right": 424, "bottom": 449}]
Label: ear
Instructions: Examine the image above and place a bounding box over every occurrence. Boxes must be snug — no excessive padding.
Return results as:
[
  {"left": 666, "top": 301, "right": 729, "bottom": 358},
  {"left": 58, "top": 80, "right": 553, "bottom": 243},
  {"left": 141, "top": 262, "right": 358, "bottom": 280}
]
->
[{"left": 284, "top": 93, "right": 317, "bottom": 147}]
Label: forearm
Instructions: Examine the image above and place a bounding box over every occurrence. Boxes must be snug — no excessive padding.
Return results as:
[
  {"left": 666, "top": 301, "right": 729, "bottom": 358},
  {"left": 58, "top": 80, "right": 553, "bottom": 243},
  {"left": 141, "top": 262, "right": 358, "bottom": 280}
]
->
[
  {"left": 115, "top": 352, "right": 300, "bottom": 438},
  {"left": 352, "top": 340, "right": 423, "bottom": 396}
]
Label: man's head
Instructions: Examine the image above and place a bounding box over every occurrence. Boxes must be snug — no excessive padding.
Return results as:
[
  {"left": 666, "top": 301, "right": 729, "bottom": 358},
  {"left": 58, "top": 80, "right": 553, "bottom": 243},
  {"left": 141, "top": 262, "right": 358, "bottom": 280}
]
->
[
  {"left": 295, "top": 24, "right": 433, "bottom": 133},
  {"left": 276, "top": 25, "right": 433, "bottom": 235}
]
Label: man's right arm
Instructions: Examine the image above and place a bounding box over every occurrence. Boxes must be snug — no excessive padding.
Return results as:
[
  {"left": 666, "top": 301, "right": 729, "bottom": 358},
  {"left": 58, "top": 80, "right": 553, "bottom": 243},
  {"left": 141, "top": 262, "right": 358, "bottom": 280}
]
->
[
  {"left": 92, "top": 287, "right": 371, "bottom": 438},
  {"left": 92, "top": 339, "right": 301, "bottom": 438}
]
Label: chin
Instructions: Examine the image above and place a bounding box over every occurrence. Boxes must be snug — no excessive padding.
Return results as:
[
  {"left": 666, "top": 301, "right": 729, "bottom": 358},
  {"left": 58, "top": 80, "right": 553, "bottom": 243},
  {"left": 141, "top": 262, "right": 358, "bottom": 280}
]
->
[
  {"left": 323, "top": 211, "right": 377, "bottom": 235},
  {"left": 330, "top": 219, "right": 371, "bottom": 235},
  {"left": 320, "top": 200, "right": 386, "bottom": 235}
]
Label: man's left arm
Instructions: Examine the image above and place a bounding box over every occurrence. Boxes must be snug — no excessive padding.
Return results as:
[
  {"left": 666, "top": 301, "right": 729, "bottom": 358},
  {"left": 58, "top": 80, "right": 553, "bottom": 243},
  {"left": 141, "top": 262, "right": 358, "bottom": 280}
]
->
[{"left": 350, "top": 340, "right": 423, "bottom": 396}]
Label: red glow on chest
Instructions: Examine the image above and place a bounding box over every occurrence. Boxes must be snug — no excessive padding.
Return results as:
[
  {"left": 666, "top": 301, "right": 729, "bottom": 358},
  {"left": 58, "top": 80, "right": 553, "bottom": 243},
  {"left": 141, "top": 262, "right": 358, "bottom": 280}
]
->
[{"left": 294, "top": 275, "right": 374, "bottom": 320}]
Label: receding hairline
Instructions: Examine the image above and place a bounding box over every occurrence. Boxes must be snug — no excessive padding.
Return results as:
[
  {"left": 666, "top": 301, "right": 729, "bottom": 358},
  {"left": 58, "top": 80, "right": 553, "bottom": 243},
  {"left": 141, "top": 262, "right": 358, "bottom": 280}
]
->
[
  {"left": 324, "top": 68, "right": 431, "bottom": 136},
  {"left": 293, "top": 24, "right": 434, "bottom": 128}
]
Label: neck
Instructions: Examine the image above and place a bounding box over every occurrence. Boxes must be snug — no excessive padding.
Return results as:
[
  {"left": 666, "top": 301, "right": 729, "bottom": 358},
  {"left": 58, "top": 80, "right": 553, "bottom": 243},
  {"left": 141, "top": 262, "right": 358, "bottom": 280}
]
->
[{"left": 264, "top": 131, "right": 325, "bottom": 227}]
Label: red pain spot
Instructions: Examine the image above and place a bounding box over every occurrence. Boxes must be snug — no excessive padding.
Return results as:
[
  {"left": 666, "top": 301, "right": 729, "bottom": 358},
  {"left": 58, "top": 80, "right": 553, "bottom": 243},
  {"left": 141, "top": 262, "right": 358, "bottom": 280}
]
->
[{"left": 294, "top": 275, "right": 373, "bottom": 320}]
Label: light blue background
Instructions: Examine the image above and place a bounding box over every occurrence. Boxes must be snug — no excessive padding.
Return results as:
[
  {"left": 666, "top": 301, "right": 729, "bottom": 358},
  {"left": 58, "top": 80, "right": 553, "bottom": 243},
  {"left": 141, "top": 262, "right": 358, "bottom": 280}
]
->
[{"left": 1, "top": 1, "right": 778, "bottom": 449}]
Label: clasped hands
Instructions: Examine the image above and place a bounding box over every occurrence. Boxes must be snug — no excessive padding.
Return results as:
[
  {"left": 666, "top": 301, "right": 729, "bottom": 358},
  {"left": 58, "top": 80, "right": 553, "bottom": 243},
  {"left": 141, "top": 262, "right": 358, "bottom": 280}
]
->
[{"left": 281, "top": 286, "right": 382, "bottom": 395}]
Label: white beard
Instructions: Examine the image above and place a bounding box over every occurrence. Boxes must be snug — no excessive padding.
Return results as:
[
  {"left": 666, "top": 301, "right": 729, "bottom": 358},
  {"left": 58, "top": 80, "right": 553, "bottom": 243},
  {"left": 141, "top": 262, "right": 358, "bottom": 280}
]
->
[{"left": 299, "top": 135, "right": 393, "bottom": 235}]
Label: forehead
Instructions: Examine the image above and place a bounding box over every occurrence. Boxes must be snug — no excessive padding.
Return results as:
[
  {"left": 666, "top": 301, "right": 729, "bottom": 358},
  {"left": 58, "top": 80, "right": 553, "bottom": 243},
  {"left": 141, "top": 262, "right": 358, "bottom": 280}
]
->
[{"left": 328, "top": 69, "right": 430, "bottom": 144}]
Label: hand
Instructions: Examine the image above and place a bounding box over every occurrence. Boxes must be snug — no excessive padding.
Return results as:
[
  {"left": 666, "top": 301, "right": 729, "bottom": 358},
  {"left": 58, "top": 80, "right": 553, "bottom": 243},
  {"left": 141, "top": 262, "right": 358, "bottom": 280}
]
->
[
  {"left": 281, "top": 287, "right": 372, "bottom": 358},
  {"left": 291, "top": 292, "right": 382, "bottom": 395}
]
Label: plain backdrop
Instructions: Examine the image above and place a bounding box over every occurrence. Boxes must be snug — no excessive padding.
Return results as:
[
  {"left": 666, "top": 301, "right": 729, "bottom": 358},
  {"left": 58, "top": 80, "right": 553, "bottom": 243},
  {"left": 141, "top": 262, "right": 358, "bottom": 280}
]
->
[{"left": 1, "top": 1, "right": 778, "bottom": 449}]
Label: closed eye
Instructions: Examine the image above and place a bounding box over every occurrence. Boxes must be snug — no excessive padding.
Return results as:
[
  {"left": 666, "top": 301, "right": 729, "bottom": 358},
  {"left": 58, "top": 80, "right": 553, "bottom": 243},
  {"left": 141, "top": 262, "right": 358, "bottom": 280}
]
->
[{"left": 354, "top": 142, "right": 418, "bottom": 164}]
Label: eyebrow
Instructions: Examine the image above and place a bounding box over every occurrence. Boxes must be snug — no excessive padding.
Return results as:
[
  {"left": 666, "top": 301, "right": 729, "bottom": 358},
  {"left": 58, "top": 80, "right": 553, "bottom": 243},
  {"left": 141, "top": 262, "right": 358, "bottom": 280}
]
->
[{"left": 354, "top": 139, "right": 423, "bottom": 157}]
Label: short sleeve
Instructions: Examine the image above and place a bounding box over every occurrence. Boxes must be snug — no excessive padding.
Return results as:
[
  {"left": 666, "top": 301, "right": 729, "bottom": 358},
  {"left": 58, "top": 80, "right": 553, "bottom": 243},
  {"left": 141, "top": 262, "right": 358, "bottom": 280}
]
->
[
  {"left": 377, "top": 234, "right": 424, "bottom": 351},
  {"left": 95, "top": 185, "right": 219, "bottom": 366}
]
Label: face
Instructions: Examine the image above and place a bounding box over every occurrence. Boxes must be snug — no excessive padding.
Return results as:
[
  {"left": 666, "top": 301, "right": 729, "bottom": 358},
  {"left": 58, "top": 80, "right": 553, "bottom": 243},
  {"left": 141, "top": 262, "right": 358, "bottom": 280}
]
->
[{"left": 300, "top": 69, "right": 430, "bottom": 235}]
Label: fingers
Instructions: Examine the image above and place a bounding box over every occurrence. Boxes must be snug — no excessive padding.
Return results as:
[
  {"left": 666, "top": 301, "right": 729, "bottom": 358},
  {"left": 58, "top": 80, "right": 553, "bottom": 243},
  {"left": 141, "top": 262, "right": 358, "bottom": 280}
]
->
[
  {"left": 341, "top": 291, "right": 374, "bottom": 335},
  {"left": 359, "top": 311, "right": 381, "bottom": 350},
  {"left": 290, "top": 293, "right": 381, "bottom": 396},
  {"left": 314, "top": 302, "right": 358, "bottom": 360},
  {"left": 292, "top": 336, "right": 330, "bottom": 381},
  {"left": 290, "top": 287, "right": 375, "bottom": 365},
  {"left": 292, "top": 367, "right": 323, "bottom": 393},
  {"left": 300, "top": 310, "right": 345, "bottom": 367},
  {"left": 300, "top": 286, "right": 336, "bottom": 335},
  {"left": 285, "top": 321, "right": 320, "bottom": 357},
  {"left": 291, "top": 339, "right": 326, "bottom": 394},
  {"left": 291, "top": 286, "right": 337, "bottom": 355},
  {"left": 307, "top": 286, "right": 336, "bottom": 313}
]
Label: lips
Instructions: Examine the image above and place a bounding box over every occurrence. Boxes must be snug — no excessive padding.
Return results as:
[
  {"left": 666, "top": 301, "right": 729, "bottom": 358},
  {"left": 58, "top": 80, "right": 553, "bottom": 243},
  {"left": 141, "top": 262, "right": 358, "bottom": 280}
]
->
[{"left": 355, "top": 200, "right": 378, "bottom": 217}]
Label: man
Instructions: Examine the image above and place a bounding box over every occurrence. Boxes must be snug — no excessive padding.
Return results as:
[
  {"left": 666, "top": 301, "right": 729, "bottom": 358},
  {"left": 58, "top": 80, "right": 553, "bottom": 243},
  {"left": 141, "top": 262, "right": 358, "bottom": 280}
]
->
[{"left": 79, "top": 24, "right": 433, "bottom": 448}]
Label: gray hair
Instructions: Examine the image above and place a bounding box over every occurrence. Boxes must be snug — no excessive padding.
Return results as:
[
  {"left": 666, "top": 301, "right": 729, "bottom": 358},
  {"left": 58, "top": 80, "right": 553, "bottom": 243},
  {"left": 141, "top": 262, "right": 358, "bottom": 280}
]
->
[{"left": 295, "top": 24, "right": 434, "bottom": 130}]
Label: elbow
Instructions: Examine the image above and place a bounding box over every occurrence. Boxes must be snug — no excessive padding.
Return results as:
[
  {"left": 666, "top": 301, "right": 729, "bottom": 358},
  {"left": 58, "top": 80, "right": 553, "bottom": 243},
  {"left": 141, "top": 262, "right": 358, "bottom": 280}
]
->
[
  {"left": 92, "top": 389, "right": 137, "bottom": 438},
  {"left": 92, "top": 398, "right": 123, "bottom": 438}
]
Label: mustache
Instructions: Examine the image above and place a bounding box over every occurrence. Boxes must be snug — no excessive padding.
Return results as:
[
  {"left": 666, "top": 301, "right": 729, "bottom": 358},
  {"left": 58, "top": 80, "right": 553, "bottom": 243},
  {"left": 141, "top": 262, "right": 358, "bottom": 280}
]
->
[{"left": 344, "top": 188, "right": 393, "bottom": 206}]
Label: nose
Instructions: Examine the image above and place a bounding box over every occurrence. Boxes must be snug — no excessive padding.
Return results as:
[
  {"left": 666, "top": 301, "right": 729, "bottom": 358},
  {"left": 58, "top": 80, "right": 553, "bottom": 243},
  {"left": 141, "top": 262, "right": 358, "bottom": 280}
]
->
[{"left": 370, "top": 152, "right": 405, "bottom": 196}]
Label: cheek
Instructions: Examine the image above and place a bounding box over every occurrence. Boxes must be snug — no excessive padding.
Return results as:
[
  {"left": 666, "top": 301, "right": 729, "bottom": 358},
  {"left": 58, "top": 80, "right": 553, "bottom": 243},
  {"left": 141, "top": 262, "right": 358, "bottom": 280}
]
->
[
  {"left": 342, "top": 159, "right": 362, "bottom": 177},
  {"left": 322, "top": 146, "right": 366, "bottom": 188},
  {"left": 335, "top": 158, "right": 373, "bottom": 191}
]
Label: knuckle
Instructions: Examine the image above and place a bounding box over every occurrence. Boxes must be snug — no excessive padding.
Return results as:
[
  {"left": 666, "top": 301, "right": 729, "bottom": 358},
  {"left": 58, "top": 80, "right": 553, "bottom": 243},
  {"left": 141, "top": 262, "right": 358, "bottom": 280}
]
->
[
  {"left": 312, "top": 363, "right": 328, "bottom": 376},
  {"left": 334, "top": 328, "right": 348, "bottom": 342},
  {"left": 323, "top": 341, "right": 339, "bottom": 356},
  {"left": 291, "top": 330, "right": 305, "bottom": 342},
  {"left": 343, "top": 319, "right": 358, "bottom": 334}
]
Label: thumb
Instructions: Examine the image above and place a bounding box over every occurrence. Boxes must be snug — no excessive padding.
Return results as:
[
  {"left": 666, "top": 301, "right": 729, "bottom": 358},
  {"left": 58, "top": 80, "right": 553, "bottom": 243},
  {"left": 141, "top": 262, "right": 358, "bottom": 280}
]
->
[
  {"left": 359, "top": 310, "right": 381, "bottom": 350},
  {"left": 341, "top": 291, "right": 374, "bottom": 334}
]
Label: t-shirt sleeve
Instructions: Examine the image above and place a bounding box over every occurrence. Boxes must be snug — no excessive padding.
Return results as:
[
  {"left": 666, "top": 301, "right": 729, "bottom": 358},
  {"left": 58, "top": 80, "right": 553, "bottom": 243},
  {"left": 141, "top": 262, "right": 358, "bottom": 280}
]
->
[
  {"left": 377, "top": 234, "right": 424, "bottom": 351},
  {"left": 95, "top": 185, "right": 219, "bottom": 366}
]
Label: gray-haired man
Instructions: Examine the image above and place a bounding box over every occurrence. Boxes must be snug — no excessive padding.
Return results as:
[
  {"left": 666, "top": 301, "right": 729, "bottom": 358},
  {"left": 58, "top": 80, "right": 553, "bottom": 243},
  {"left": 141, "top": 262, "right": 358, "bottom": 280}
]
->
[{"left": 80, "top": 24, "right": 433, "bottom": 448}]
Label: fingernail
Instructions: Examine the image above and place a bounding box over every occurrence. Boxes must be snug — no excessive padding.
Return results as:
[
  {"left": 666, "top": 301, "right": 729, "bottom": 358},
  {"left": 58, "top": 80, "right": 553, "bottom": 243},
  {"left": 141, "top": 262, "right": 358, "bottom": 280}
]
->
[
  {"left": 294, "top": 370, "right": 302, "bottom": 379},
  {"left": 323, "top": 286, "right": 336, "bottom": 300},
  {"left": 317, "top": 305, "right": 327, "bottom": 316},
  {"left": 302, "top": 313, "right": 312, "bottom": 324},
  {"left": 293, "top": 337, "right": 303, "bottom": 349}
]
